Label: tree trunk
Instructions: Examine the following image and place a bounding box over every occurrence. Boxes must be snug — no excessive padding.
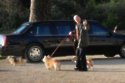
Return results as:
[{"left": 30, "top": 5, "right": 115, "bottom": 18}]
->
[{"left": 29, "top": 0, "right": 50, "bottom": 22}]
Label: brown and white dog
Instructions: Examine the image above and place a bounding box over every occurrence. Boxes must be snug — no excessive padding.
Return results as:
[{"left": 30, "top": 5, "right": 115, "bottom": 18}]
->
[
  {"left": 42, "top": 55, "right": 61, "bottom": 71},
  {"left": 6, "top": 56, "right": 26, "bottom": 66},
  {"left": 72, "top": 56, "right": 93, "bottom": 69}
]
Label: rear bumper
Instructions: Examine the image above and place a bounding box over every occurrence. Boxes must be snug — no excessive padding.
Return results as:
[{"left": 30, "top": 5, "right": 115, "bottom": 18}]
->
[
  {"left": 0, "top": 45, "right": 2, "bottom": 55},
  {"left": 0, "top": 45, "right": 24, "bottom": 56},
  {"left": 0, "top": 46, "right": 6, "bottom": 56},
  {"left": 0, "top": 46, "right": 8, "bottom": 56}
]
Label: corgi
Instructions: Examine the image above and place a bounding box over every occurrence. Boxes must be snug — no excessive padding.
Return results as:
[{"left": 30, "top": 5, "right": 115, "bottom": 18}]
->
[
  {"left": 72, "top": 56, "right": 93, "bottom": 69},
  {"left": 6, "top": 56, "right": 26, "bottom": 66},
  {"left": 42, "top": 55, "right": 61, "bottom": 71}
]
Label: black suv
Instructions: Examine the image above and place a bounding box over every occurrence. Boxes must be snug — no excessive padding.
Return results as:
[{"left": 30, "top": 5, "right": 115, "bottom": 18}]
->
[
  {"left": 0, "top": 20, "right": 125, "bottom": 62},
  {"left": 0, "top": 21, "right": 75, "bottom": 62}
]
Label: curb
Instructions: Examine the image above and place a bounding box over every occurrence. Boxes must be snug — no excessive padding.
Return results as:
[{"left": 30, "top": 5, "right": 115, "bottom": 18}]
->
[
  {"left": 54, "top": 56, "right": 73, "bottom": 61},
  {"left": 0, "top": 56, "right": 73, "bottom": 61}
]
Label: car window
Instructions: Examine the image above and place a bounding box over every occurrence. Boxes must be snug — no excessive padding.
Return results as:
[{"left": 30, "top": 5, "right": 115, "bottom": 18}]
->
[
  {"left": 36, "top": 24, "right": 51, "bottom": 36},
  {"left": 13, "top": 23, "right": 29, "bottom": 34},
  {"left": 56, "top": 25, "right": 71, "bottom": 35},
  {"left": 89, "top": 24, "right": 109, "bottom": 36},
  {"left": 27, "top": 26, "right": 37, "bottom": 35}
]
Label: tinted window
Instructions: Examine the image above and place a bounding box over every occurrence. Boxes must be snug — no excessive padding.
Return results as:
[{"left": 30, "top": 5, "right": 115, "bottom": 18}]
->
[
  {"left": 56, "top": 25, "right": 71, "bottom": 35},
  {"left": 13, "top": 23, "right": 29, "bottom": 34},
  {"left": 89, "top": 24, "right": 109, "bottom": 36},
  {"left": 26, "top": 26, "right": 37, "bottom": 35},
  {"left": 36, "top": 24, "right": 51, "bottom": 36}
]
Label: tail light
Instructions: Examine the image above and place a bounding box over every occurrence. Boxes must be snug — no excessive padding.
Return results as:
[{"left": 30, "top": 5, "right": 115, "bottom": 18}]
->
[{"left": 0, "top": 35, "right": 7, "bottom": 47}]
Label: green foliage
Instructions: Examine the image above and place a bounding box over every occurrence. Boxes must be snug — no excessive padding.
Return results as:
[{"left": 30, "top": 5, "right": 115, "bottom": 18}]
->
[
  {"left": 0, "top": 0, "right": 125, "bottom": 33},
  {"left": 50, "top": 0, "right": 125, "bottom": 30},
  {"left": 83, "top": 0, "right": 125, "bottom": 30},
  {"left": 0, "top": 0, "right": 29, "bottom": 33},
  {"left": 51, "top": 0, "right": 77, "bottom": 20}
]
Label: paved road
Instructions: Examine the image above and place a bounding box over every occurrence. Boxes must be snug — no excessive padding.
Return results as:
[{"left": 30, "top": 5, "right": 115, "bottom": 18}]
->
[{"left": 0, "top": 55, "right": 125, "bottom": 83}]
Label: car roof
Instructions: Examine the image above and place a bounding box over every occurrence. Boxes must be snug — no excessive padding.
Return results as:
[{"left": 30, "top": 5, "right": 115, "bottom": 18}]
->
[
  {"left": 23, "top": 20, "right": 99, "bottom": 25},
  {"left": 26, "top": 20, "right": 73, "bottom": 25}
]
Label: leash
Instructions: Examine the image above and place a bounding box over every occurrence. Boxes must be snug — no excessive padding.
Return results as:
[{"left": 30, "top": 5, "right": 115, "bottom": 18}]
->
[
  {"left": 50, "top": 31, "right": 77, "bottom": 57},
  {"left": 50, "top": 36, "right": 68, "bottom": 57}
]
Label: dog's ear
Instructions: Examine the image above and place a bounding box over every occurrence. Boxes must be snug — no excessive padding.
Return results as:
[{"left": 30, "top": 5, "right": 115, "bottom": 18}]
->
[
  {"left": 47, "top": 55, "right": 51, "bottom": 58},
  {"left": 42, "top": 56, "right": 46, "bottom": 59}
]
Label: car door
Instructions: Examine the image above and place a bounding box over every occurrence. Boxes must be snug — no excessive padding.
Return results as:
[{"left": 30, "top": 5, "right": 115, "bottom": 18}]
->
[
  {"left": 35, "top": 23, "right": 58, "bottom": 49},
  {"left": 54, "top": 22, "right": 73, "bottom": 47},
  {"left": 88, "top": 22, "right": 116, "bottom": 53},
  {"left": 49, "top": 21, "right": 75, "bottom": 55}
]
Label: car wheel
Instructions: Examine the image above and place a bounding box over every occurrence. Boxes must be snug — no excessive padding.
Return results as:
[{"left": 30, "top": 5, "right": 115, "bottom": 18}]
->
[
  {"left": 120, "top": 44, "right": 125, "bottom": 58},
  {"left": 104, "top": 54, "right": 116, "bottom": 57},
  {"left": 25, "top": 44, "right": 44, "bottom": 62}
]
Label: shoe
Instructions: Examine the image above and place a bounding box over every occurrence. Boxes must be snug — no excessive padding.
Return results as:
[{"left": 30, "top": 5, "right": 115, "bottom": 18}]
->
[
  {"left": 79, "top": 69, "right": 88, "bottom": 71},
  {"left": 74, "top": 68, "right": 80, "bottom": 71}
]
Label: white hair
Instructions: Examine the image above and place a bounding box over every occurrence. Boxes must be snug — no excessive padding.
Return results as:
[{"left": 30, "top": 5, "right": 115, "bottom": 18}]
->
[{"left": 73, "top": 15, "right": 81, "bottom": 23}]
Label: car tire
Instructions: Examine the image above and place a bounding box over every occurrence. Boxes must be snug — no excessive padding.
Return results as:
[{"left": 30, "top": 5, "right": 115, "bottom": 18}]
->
[
  {"left": 104, "top": 54, "right": 115, "bottom": 57},
  {"left": 120, "top": 44, "right": 125, "bottom": 58},
  {"left": 25, "top": 44, "right": 44, "bottom": 62}
]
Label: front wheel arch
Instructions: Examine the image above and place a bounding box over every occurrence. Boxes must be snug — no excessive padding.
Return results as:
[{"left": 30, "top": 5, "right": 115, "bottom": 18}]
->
[
  {"left": 119, "top": 44, "right": 125, "bottom": 58},
  {"left": 25, "top": 43, "right": 45, "bottom": 62}
]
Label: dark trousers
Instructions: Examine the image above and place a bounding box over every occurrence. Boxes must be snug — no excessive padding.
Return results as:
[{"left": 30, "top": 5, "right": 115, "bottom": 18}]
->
[{"left": 76, "top": 48, "right": 87, "bottom": 70}]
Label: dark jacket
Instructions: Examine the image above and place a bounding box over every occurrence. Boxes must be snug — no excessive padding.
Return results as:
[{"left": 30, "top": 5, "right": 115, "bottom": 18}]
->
[{"left": 77, "top": 24, "right": 89, "bottom": 48}]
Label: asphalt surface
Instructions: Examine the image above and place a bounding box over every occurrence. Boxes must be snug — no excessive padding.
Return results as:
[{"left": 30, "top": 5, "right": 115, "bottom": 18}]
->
[{"left": 0, "top": 55, "right": 125, "bottom": 83}]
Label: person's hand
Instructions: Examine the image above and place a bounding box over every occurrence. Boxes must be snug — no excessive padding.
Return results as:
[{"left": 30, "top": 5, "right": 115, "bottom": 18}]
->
[
  {"left": 68, "top": 31, "right": 73, "bottom": 40},
  {"left": 69, "top": 31, "right": 72, "bottom": 36},
  {"left": 83, "top": 19, "right": 88, "bottom": 26},
  {"left": 83, "top": 19, "right": 88, "bottom": 30}
]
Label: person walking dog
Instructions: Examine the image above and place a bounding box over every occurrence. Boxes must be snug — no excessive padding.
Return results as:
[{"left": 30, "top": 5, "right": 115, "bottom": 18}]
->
[{"left": 73, "top": 15, "right": 89, "bottom": 71}]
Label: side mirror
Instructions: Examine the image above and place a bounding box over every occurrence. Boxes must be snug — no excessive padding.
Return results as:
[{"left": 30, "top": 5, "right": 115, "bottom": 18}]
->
[{"left": 113, "top": 25, "right": 117, "bottom": 33}]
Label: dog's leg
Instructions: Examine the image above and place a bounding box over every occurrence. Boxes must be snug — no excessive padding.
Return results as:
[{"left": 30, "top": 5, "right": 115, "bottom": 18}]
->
[
  {"left": 54, "top": 63, "right": 61, "bottom": 71},
  {"left": 10, "top": 60, "right": 16, "bottom": 66},
  {"left": 87, "top": 60, "right": 94, "bottom": 70}
]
